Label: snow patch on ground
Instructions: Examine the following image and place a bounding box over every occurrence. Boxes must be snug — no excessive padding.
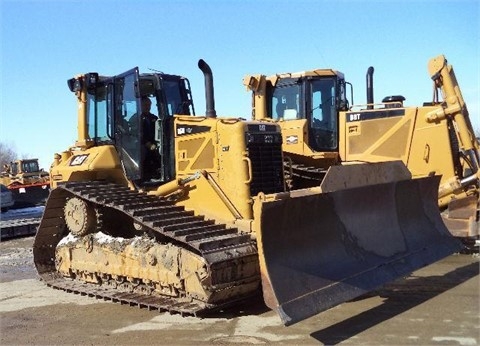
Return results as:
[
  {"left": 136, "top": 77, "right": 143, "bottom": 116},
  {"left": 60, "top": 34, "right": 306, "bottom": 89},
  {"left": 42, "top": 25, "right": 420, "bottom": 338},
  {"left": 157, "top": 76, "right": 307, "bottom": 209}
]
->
[{"left": 0, "top": 247, "right": 33, "bottom": 266}]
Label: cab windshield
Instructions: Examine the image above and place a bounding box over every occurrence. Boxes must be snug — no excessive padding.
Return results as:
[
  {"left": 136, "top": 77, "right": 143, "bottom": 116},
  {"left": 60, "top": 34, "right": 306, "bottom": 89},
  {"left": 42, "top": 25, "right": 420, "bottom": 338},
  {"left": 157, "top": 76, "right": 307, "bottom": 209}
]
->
[
  {"left": 268, "top": 78, "right": 302, "bottom": 121},
  {"left": 86, "top": 81, "right": 110, "bottom": 144},
  {"left": 161, "top": 77, "right": 194, "bottom": 116},
  {"left": 21, "top": 160, "right": 40, "bottom": 173}
]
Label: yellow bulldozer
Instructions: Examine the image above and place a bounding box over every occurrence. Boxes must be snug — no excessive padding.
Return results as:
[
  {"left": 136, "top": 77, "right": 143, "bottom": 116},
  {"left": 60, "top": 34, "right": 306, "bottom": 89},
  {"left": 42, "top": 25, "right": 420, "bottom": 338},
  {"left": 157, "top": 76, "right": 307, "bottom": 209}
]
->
[
  {"left": 1, "top": 158, "right": 50, "bottom": 206},
  {"left": 34, "top": 59, "right": 461, "bottom": 326},
  {"left": 244, "top": 55, "right": 479, "bottom": 248}
]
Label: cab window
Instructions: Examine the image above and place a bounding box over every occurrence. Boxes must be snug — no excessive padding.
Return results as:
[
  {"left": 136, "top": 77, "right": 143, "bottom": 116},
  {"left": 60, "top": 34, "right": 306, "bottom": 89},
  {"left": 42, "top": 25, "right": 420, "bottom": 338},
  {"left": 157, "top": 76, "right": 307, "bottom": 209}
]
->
[
  {"left": 86, "top": 83, "right": 110, "bottom": 143},
  {"left": 269, "top": 79, "right": 302, "bottom": 120}
]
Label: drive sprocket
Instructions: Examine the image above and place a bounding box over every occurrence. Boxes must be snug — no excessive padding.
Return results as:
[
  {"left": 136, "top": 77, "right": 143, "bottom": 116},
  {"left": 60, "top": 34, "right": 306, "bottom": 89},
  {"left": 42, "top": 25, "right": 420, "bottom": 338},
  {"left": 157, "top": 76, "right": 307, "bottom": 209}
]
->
[{"left": 64, "top": 197, "right": 97, "bottom": 236}]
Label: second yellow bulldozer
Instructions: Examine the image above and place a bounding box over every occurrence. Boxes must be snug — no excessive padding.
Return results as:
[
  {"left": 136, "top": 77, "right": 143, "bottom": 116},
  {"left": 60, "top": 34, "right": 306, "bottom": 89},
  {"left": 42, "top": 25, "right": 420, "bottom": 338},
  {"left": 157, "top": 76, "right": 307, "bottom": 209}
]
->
[
  {"left": 1, "top": 158, "right": 50, "bottom": 206},
  {"left": 34, "top": 59, "right": 461, "bottom": 326},
  {"left": 244, "top": 55, "right": 479, "bottom": 248}
]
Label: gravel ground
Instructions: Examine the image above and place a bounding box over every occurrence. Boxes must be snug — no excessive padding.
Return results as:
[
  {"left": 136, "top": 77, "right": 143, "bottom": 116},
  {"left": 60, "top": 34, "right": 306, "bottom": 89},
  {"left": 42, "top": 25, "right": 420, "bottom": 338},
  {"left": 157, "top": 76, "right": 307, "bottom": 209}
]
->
[{"left": 0, "top": 236, "right": 478, "bottom": 345}]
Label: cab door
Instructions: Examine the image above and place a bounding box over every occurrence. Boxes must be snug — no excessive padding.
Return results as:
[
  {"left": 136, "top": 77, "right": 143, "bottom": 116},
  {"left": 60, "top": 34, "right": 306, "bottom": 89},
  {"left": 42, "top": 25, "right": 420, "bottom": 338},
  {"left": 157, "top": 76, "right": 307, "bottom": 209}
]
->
[
  {"left": 113, "top": 67, "right": 143, "bottom": 180},
  {"left": 308, "top": 77, "right": 338, "bottom": 152}
]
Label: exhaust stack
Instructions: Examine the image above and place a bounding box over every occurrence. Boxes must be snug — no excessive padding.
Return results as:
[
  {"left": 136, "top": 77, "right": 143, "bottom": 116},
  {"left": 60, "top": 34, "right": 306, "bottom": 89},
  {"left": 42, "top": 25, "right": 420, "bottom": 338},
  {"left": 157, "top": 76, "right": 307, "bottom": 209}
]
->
[
  {"left": 198, "top": 59, "right": 217, "bottom": 118},
  {"left": 366, "top": 66, "right": 374, "bottom": 110}
]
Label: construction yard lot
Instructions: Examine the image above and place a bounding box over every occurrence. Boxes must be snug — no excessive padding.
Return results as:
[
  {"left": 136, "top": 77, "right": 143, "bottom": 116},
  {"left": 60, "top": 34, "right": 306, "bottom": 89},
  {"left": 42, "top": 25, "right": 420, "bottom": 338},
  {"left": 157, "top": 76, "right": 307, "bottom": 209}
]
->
[{"left": 0, "top": 236, "right": 478, "bottom": 345}]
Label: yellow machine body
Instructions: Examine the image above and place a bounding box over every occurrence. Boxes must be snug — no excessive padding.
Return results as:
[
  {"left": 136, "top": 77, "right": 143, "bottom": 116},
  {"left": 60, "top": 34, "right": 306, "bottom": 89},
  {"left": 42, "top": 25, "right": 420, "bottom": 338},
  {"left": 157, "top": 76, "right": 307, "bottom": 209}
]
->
[
  {"left": 49, "top": 115, "right": 282, "bottom": 229},
  {"left": 245, "top": 55, "right": 480, "bottom": 240},
  {"left": 1, "top": 158, "right": 49, "bottom": 185},
  {"left": 34, "top": 60, "right": 461, "bottom": 327},
  {"left": 1, "top": 158, "right": 50, "bottom": 205}
]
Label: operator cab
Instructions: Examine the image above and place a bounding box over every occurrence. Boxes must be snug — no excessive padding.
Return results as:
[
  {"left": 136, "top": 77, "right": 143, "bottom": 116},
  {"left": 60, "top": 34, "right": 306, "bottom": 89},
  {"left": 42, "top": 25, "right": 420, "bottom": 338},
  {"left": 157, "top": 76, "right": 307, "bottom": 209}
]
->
[
  {"left": 112, "top": 69, "right": 195, "bottom": 185},
  {"left": 75, "top": 68, "right": 194, "bottom": 186},
  {"left": 266, "top": 72, "right": 349, "bottom": 152}
]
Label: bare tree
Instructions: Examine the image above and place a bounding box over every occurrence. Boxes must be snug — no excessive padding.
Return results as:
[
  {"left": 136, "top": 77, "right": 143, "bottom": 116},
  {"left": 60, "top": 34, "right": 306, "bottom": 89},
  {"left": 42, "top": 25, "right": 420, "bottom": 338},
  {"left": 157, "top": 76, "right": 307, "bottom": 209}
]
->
[{"left": 0, "top": 142, "right": 18, "bottom": 170}]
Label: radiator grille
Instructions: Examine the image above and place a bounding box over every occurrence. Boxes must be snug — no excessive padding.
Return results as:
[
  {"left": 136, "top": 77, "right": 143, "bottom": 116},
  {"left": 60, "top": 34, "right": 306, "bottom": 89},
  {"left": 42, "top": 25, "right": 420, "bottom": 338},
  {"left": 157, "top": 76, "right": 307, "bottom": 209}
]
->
[{"left": 246, "top": 132, "right": 285, "bottom": 196}]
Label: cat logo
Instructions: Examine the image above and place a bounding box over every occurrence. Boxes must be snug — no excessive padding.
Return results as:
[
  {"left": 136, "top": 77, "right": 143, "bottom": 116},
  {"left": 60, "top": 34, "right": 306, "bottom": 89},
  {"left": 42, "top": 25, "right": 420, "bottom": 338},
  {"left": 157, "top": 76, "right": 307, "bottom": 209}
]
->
[
  {"left": 286, "top": 135, "right": 298, "bottom": 144},
  {"left": 69, "top": 154, "right": 89, "bottom": 166}
]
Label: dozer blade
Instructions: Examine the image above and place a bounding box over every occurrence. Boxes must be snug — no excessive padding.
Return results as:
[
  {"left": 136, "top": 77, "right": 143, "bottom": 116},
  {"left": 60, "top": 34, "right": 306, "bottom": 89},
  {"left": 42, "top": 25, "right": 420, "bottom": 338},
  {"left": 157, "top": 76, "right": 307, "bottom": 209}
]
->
[{"left": 254, "top": 162, "right": 463, "bottom": 326}]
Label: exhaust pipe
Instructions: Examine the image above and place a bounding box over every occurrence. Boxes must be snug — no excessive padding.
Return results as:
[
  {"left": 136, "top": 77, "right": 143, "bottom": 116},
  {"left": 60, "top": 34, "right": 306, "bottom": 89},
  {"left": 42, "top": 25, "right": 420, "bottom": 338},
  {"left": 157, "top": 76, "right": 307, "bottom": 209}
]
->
[
  {"left": 198, "top": 59, "right": 217, "bottom": 118},
  {"left": 366, "top": 66, "right": 374, "bottom": 110}
]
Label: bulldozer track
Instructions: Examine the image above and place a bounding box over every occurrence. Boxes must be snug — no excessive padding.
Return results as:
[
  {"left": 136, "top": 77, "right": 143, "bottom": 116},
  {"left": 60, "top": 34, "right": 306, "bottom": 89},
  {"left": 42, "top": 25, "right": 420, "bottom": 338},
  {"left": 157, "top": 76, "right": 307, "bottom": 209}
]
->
[
  {"left": 0, "top": 218, "right": 40, "bottom": 240},
  {"left": 288, "top": 163, "right": 326, "bottom": 182},
  {"left": 33, "top": 181, "right": 260, "bottom": 316},
  {"left": 284, "top": 162, "right": 327, "bottom": 189}
]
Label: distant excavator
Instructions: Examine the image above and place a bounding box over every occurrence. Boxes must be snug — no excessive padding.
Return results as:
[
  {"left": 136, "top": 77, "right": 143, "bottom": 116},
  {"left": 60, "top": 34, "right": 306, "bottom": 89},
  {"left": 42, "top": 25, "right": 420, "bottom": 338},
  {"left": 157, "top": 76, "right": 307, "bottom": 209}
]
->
[{"left": 244, "top": 55, "right": 479, "bottom": 249}]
